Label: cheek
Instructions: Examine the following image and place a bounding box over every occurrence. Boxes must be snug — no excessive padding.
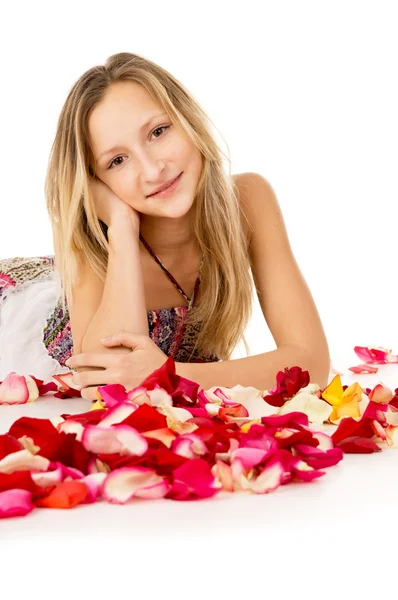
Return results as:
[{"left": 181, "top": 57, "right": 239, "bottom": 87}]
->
[{"left": 109, "top": 169, "right": 140, "bottom": 201}]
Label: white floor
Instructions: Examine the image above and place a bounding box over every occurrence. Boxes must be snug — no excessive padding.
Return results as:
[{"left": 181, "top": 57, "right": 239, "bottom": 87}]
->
[{"left": 1, "top": 356, "right": 397, "bottom": 598}]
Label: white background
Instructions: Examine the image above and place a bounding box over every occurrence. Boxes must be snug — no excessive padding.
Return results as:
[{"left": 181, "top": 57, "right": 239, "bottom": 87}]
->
[
  {"left": 1, "top": 0, "right": 397, "bottom": 369},
  {"left": 0, "top": 1, "right": 398, "bottom": 593}
]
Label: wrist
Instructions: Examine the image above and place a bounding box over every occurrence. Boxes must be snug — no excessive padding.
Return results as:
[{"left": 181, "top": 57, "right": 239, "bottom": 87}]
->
[{"left": 108, "top": 214, "right": 140, "bottom": 237}]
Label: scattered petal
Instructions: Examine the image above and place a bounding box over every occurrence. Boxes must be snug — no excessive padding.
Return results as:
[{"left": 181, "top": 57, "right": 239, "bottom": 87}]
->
[
  {"left": 35, "top": 481, "right": 88, "bottom": 508},
  {"left": 0, "top": 449, "right": 50, "bottom": 475},
  {"left": 81, "top": 425, "right": 148, "bottom": 456},
  {"left": 102, "top": 467, "right": 169, "bottom": 504},
  {"left": 0, "top": 373, "right": 30, "bottom": 404},
  {"left": 0, "top": 489, "right": 33, "bottom": 518}
]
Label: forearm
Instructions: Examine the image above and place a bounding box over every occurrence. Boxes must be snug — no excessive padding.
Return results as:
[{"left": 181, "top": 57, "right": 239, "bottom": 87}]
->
[
  {"left": 176, "top": 345, "right": 330, "bottom": 392},
  {"left": 81, "top": 218, "right": 148, "bottom": 356}
]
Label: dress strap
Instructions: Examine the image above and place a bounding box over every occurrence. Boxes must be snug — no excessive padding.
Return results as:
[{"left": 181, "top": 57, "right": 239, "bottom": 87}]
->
[{"left": 139, "top": 232, "right": 204, "bottom": 310}]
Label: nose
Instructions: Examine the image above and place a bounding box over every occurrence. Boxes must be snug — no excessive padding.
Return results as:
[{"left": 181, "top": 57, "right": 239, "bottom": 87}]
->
[{"left": 136, "top": 147, "right": 166, "bottom": 183}]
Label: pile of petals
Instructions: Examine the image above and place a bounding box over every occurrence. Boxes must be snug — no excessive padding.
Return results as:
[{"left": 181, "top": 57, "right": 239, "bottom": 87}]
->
[{"left": 0, "top": 347, "right": 397, "bottom": 519}]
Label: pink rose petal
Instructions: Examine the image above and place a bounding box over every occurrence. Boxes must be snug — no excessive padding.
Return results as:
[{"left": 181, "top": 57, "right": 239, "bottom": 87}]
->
[
  {"left": 348, "top": 364, "right": 378, "bottom": 374},
  {"left": 0, "top": 373, "right": 30, "bottom": 405},
  {"left": 102, "top": 467, "right": 169, "bottom": 504},
  {"left": 171, "top": 433, "right": 207, "bottom": 459},
  {"left": 231, "top": 447, "right": 271, "bottom": 469},
  {"left": 97, "top": 384, "right": 129, "bottom": 407},
  {"left": 166, "top": 458, "right": 222, "bottom": 501},
  {"left": 310, "top": 431, "right": 334, "bottom": 451},
  {"left": 81, "top": 424, "right": 148, "bottom": 456},
  {"left": 244, "top": 460, "right": 285, "bottom": 494},
  {"left": 0, "top": 489, "right": 33, "bottom": 518},
  {"left": 82, "top": 472, "right": 107, "bottom": 502},
  {"left": 353, "top": 346, "right": 398, "bottom": 364}
]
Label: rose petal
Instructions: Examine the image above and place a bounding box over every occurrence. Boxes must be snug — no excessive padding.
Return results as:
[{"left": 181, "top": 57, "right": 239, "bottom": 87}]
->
[
  {"left": 88, "top": 458, "right": 110, "bottom": 474},
  {"left": 386, "top": 425, "right": 398, "bottom": 447},
  {"left": 121, "top": 403, "right": 168, "bottom": 432},
  {"left": 0, "top": 434, "right": 23, "bottom": 460},
  {"left": 35, "top": 481, "right": 88, "bottom": 508},
  {"left": 82, "top": 472, "right": 107, "bottom": 502},
  {"left": 244, "top": 460, "right": 285, "bottom": 494},
  {"left": 31, "top": 466, "right": 63, "bottom": 487},
  {"left": 102, "top": 467, "right": 169, "bottom": 504},
  {"left": 218, "top": 403, "right": 250, "bottom": 422},
  {"left": 0, "top": 373, "right": 30, "bottom": 405},
  {"left": 142, "top": 427, "right": 176, "bottom": 449},
  {"left": 353, "top": 346, "right": 398, "bottom": 364},
  {"left": 348, "top": 364, "right": 378, "bottom": 374},
  {"left": 99, "top": 402, "right": 137, "bottom": 427},
  {"left": 0, "top": 489, "right": 33, "bottom": 518},
  {"left": 211, "top": 460, "right": 234, "bottom": 492},
  {"left": 81, "top": 425, "right": 148, "bottom": 456},
  {"left": 337, "top": 437, "right": 382, "bottom": 453},
  {"left": 60, "top": 409, "right": 105, "bottom": 425},
  {"left": 171, "top": 433, "right": 208, "bottom": 458},
  {"left": 96, "top": 384, "right": 129, "bottom": 407},
  {"left": 0, "top": 449, "right": 50, "bottom": 475},
  {"left": 310, "top": 431, "right": 334, "bottom": 451},
  {"left": 279, "top": 392, "right": 333, "bottom": 424},
  {"left": 290, "top": 458, "right": 326, "bottom": 482},
  {"left": 58, "top": 420, "right": 84, "bottom": 441},
  {"left": 0, "top": 471, "right": 38, "bottom": 493},
  {"left": 231, "top": 447, "right": 270, "bottom": 469},
  {"left": 166, "top": 458, "right": 221, "bottom": 501},
  {"left": 8, "top": 417, "right": 59, "bottom": 450},
  {"left": 294, "top": 444, "right": 344, "bottom": 469}
]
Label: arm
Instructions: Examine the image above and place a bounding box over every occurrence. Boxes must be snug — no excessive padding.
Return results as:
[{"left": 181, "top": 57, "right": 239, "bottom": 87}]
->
[
  {"left": 176, "top": 344, "right": 330, "bottom": 393},
  {"left": 81, "top": 216, "right": 149, "bottom": 358}
]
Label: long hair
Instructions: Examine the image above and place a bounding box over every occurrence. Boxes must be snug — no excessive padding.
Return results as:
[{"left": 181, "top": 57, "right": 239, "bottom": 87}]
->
[{"left": 45, "top": 52, "right": 255, "bottom": 361}]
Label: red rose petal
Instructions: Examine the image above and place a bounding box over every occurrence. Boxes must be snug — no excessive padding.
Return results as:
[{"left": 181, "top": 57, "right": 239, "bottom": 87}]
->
[
  {"left": 8, "top": 417, "right": 58, "bottom": 449},
  {"left": 0, "top": 434, "right": 23, "bottom": 460}
]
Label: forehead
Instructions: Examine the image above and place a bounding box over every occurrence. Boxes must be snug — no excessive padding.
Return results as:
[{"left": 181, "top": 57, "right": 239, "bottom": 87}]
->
[{"left": 88, "top": 81, "right": 162, "bottom": 142}]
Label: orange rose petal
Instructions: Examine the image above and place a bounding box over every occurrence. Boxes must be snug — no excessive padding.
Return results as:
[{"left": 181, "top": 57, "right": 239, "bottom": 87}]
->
[{"left": 35, "top": 481, "right": 88, "bottom": 509}]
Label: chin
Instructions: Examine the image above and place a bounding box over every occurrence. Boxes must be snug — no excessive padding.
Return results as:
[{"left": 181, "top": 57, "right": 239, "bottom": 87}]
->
[{"left": 153, "top": 196, "right": 195, "bottom": 218}]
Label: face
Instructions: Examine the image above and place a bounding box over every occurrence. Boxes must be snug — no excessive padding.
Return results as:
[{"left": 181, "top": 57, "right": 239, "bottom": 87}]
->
[{"left": 88, "top": 81, "right": 203, "bottom": 220}]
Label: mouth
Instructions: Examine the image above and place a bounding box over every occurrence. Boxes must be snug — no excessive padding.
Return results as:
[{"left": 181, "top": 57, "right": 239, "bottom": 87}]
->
[{"left": 147, "top": 172, "right": 183, "bottom": 198}]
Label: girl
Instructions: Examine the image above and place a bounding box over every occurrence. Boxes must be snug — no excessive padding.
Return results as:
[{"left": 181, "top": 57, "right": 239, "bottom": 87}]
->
[{"left": 0, "top": 52, "right": 330, "bottom": 398}]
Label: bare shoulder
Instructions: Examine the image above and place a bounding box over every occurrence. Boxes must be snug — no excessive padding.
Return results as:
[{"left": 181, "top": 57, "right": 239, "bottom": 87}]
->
[{"left": 232, "top": 172, "right": 276, "bottom": 246}]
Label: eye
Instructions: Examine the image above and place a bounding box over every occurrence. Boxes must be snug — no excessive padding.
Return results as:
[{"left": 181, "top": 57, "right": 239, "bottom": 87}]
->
[
  {"left": 108, "top": 156, "right": 126, "bottom": 170},
  {"left": 107, "top": 125, "right": 171, "bottom": 170},
  {"left": 151, "top": 124, "right": 170, "bottom": 139}
]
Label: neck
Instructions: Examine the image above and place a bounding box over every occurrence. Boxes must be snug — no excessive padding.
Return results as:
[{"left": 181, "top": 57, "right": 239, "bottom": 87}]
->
[{"left": 139, "top": 213, "right": 198, "bottom": 257}]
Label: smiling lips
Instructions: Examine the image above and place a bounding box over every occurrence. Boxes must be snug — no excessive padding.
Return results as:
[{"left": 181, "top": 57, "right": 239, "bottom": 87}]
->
[{"left": 147, "top": 173, "right": 182, "bottom": 197}]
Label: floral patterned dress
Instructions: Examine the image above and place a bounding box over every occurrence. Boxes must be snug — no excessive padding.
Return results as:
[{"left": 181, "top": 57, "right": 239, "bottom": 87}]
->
[{"left": 0, "top": 234, "right": 220, "bottom": 381}]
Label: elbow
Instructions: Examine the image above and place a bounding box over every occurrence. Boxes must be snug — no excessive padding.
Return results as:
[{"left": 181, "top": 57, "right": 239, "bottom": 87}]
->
[
  {"left": 310, "top": 350, "right": 331, "bottom": 391},
  {"left": 287, "top": 343, "right": 330, "bottom": 391}
]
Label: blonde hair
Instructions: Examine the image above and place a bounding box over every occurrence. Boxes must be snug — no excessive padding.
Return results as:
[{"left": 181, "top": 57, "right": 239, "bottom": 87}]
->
[{"left": 45, "top": 52, "right": 255, "bottom": 361}]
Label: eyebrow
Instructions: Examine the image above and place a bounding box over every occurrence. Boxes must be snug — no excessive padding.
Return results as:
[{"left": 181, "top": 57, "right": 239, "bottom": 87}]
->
[{"left": 96, "top": 112, "right": 168, "bottom": 163}]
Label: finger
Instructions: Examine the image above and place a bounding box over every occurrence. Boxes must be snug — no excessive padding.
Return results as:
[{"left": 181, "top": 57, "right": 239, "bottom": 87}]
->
[
  {"left": 80, "top": 386, "right": 102, "bottom": 402},
  {"left": 66, "top": 352, "right": 118, "bottom": 369},
  {"left": 100, "top": 331, "right": 147, "bottom": 349},
  {"left": 72, "top": 369, "right": 118, "bottom": 388}
]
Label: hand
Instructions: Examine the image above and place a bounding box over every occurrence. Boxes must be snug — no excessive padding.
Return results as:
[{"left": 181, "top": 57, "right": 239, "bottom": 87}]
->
[
  {"left": 89, "top": 176, "right": 140, "bottom": 230},
  {"left": 65, "top": 331, "right": 168, "bottom": 401}
]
